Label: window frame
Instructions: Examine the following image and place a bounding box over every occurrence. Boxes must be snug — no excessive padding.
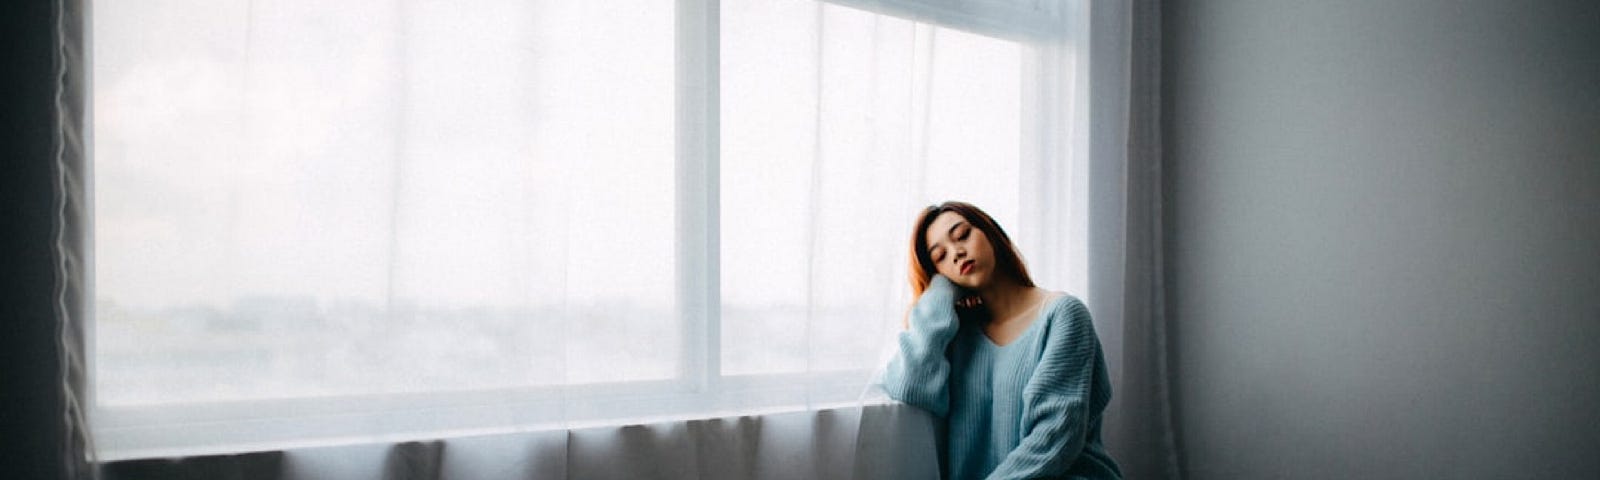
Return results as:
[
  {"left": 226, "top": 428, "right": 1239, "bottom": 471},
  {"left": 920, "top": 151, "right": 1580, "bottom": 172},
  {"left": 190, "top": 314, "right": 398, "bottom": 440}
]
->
[{"left": 87, "top": 0, "right": 1087, "bottom": 461}]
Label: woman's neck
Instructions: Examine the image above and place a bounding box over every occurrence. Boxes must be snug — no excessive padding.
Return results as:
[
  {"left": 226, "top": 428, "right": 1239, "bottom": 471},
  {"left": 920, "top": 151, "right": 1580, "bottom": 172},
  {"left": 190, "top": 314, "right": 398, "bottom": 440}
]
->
[{"left": 977, "top": 276, "right": 1036, "bottom": 324}]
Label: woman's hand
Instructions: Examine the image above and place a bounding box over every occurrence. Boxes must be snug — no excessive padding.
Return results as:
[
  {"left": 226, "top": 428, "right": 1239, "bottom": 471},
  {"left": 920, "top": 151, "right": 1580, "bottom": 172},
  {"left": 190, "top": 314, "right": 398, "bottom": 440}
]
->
[{"left": 953, "top": 293, "right": 990, "bottom": 323}]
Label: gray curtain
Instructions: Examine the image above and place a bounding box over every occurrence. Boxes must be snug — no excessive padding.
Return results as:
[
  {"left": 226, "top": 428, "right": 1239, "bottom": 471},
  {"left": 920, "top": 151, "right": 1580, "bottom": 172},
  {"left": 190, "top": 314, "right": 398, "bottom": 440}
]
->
[
  {"left": 3, "top": 0, "right": 89, "bottom": 478},
  {"left": 53, "top": 0, "right": 95, "bottom": 477},
  {"left": 1092, "top": 0, "right": 1182, "bottom": 478}
]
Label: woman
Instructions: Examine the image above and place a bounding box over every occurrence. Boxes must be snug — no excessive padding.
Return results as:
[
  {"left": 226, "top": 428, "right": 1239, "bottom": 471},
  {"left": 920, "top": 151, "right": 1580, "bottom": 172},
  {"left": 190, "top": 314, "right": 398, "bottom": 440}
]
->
[{"left": 884, "top": 201, "right": 1121, "bottom": 479}]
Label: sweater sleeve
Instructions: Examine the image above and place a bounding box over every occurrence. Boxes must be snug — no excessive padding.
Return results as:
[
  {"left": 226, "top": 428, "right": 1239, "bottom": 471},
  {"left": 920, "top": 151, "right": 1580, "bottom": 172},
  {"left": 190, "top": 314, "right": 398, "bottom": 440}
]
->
[
  {"left": 882, "top": 274, "right": 962, "bottom": 418},
  {"left": 987, "top": 297, "right": 1104, "bottom": 479}
]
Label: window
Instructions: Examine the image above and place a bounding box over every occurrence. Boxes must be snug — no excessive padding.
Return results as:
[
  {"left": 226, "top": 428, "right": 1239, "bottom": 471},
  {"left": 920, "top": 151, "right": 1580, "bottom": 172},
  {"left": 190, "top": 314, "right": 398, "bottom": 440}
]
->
[
  {"left": 89, "top": 0, "right": 1084, "bottom": 460},
  {"left": 721, "top": 1, "right": 1027, "bottom": 377}
]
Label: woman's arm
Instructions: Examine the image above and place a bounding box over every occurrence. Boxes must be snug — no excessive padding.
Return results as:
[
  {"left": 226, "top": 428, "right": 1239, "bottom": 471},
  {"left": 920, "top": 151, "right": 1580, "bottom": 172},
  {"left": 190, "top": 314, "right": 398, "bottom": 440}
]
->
[
  {"left": 882, "top": 274, "right": 963, "bottom": 418},
  {"left": 987, "top": 297, "right": 1105, "bottom": 479}
]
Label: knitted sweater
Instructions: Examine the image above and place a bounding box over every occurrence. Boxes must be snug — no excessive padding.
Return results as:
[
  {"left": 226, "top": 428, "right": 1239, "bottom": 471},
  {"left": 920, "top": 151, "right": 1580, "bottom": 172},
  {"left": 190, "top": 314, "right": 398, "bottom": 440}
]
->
[{"left": 883, "top": 275, "right": 1121, "bottom": 479}]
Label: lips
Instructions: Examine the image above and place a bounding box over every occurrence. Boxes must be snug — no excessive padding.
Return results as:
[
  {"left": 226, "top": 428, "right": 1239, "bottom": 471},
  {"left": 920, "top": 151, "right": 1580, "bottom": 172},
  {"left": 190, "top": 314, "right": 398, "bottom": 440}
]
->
[{"left": 959, "top": 260, "right": 974, "bottom": 275}]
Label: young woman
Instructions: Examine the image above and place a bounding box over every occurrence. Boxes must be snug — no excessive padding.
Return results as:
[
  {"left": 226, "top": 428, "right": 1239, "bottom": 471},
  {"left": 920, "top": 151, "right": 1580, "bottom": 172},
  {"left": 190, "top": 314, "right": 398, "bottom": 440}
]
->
[{"left": 884, "top": 201, "right": 1121, "bottom": 479}]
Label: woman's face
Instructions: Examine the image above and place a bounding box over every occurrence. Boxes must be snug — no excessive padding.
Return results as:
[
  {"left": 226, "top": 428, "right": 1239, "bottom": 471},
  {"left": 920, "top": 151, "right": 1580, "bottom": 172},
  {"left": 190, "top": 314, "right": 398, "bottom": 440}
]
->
[{"left": 924, "top": 211, "right": 997, "bottom": 289}]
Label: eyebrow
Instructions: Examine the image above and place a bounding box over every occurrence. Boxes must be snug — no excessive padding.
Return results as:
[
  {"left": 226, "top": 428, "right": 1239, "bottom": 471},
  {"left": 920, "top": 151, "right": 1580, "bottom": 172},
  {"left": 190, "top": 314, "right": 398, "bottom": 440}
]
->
[
  {"left": 946, "top": 221, "right": 964, "bottom": 239},
  {"left": 927, "top": 221, "right": 968, "bottom": 253}
]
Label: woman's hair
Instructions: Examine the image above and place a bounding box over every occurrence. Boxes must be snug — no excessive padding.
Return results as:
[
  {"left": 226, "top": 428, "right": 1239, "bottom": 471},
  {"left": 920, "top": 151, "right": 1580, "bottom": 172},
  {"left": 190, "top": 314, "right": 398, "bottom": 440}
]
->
[{"left": 908, "top": 201, "right": 1034, "bottom": 298}]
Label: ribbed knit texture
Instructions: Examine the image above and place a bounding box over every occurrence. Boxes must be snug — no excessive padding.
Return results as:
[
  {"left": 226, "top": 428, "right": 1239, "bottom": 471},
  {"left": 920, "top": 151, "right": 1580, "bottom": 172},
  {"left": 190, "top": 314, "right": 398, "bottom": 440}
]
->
[{"left": 884, "top": 275, "right": 1121, "bottom": 480}]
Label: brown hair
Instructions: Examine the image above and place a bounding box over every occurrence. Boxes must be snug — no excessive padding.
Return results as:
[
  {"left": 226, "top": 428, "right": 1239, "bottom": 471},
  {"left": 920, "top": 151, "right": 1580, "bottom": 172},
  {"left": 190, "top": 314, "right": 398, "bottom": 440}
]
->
[{"left": 908, "top": 201, "right": 1034, "bottom": 298}]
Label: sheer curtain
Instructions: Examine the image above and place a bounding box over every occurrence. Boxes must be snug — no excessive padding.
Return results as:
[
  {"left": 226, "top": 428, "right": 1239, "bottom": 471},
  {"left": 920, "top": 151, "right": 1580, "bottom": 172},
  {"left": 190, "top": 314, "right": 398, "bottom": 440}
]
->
[
  {"left": 57, "top": 0, "right": 1184, "bottom": 477},
  {"left": 94, "top": 0, "right": 679, "bottom": 402},
  {"left": 719, "top": 0, "right": 1043, "bottom": 381},
  {"left": 77, "top": 0, "right": 1098, "bottom": 471},
  {"left": 92, "top": 0, "right": 687, "bottom": 457}
]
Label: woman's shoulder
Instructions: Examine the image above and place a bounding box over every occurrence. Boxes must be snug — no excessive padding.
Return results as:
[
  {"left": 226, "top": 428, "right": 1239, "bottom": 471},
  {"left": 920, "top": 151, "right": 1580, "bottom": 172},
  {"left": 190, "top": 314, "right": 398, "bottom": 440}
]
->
[
  {"left": 1038, "top": 289, "right": 1084, "bottom": 313},
  {"left": 1037, "top": 290, "right": 1092, "bottom": 329}
]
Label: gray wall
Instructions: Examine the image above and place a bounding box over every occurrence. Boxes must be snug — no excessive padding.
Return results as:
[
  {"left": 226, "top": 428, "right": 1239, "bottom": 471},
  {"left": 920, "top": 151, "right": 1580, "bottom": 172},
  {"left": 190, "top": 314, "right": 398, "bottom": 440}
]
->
[{"left": 1163, "top": 1, "right": 1600, "bottom": 478}]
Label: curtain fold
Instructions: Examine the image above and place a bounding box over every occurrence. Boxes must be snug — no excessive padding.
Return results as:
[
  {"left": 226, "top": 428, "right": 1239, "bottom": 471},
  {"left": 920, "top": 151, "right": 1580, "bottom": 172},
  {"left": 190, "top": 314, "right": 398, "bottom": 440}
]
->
[
  {"left": 53, "top": 0, "right": 95, "bottom": 477},
  {"left": 97, "top": 403, "right": 938, "bottom": 480},
  {"left": 1090, "top": 0, "right": 1181, "bottom": 478}
]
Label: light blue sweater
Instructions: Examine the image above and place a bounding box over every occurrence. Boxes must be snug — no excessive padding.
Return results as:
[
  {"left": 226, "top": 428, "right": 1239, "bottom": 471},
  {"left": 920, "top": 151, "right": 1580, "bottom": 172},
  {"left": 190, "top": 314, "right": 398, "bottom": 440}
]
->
[{"left": 884, "top": 275, "right": 1121, "bottom": 479}]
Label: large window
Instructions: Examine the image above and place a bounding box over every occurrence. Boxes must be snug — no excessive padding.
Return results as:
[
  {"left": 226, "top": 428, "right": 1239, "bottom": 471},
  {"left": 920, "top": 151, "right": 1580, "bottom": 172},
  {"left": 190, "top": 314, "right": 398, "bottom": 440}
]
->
[{"left": 90, "top": 0, "right": 1083, "bottom": 459}]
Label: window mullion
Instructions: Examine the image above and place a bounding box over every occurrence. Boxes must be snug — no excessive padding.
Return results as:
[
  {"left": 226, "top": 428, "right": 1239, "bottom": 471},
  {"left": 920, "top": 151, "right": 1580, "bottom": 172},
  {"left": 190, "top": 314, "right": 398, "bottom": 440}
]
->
[{"left": 675, "top": 0, "right": 721, "bottom": 394}]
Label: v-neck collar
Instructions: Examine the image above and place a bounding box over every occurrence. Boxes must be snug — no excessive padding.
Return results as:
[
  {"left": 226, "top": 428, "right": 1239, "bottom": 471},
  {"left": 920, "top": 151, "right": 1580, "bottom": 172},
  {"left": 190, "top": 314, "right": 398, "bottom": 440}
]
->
[{"left": 979, "top": 293, "right": 1065, "bottom": 348}]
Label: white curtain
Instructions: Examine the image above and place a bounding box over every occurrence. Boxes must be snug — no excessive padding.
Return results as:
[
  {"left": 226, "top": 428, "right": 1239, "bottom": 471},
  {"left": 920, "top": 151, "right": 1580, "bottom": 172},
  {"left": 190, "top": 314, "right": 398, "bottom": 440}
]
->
[
  {"left": 719, "top": 0, "right": 1047, "bottom": 378},
  {"left": 93, "top": 1, "right": 691, "bottom": 456},
  {"left": 83, "top": 0, "right": 1094, "bottom": 471},
  {"left": 94, "top": 1, "right": 682, "bottom": 405}
]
